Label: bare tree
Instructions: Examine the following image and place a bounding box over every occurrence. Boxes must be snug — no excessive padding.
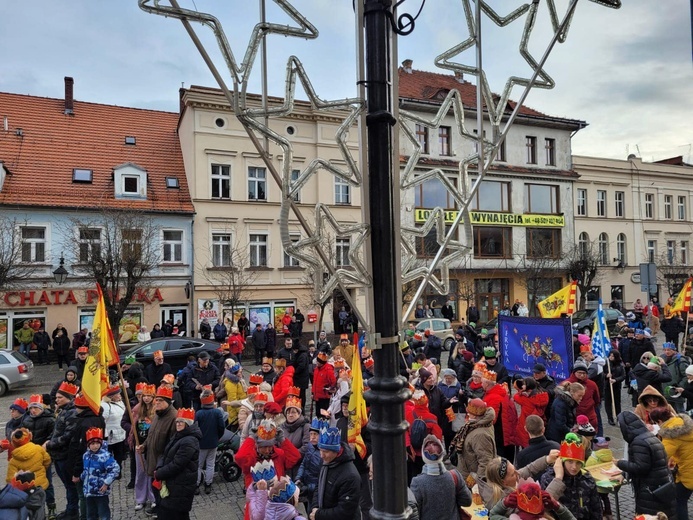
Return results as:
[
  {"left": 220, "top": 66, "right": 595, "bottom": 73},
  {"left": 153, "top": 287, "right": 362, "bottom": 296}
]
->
[
  {"left": 655, "top": 252, "right": 691, "bottom": 298},
  {"left": 515, "top": 238, "right": 564, "bottom": 316},
  {"left": 67, "top": 209, "right": 160, "bottom": 349},
  {"left": 0, "top": 216, "right": 38, "bottom": 291},
  {"left": 296, "top": 234, "right": 336, "bottom": 332},
  {"left": 564, "top": 241, "right": 603, "bottom": 310}
]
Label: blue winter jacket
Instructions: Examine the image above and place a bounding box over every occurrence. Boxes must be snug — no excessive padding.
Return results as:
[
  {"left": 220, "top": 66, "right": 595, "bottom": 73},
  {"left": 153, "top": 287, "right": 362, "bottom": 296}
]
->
[
  {"left": 295, "top": 442, "right": 321, "bottom": 490},
  {"left": 81, "top": 442, "right": 120, "bottom": 497},
  {"left": 0, "top": 484, "right": 27, "bottom": 520},
  {"left": 195, "top": 406, "right": 226, "bottom": 450}
]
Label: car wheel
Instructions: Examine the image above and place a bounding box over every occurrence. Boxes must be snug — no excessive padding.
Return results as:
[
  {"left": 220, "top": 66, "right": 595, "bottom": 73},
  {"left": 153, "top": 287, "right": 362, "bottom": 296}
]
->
[
  {"left": 443, "top": 338, "right": 454, "bottom": 352},
  {"left": 0, "top": 379, "right": 7, "bottom": 397}
]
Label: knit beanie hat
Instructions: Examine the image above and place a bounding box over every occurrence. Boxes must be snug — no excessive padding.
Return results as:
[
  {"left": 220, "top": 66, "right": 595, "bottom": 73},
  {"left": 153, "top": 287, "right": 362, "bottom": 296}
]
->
[
  {"left": 461, "top": 350, "right": 474, "bottom": 362},
  {"left": 9, "top": 398, "right": 28, "bottom": 414},
  {"left": 686, "top": 365, "right": 693, "bottom": 376},
  {"left": 440, "top": 368, "right": 456, "bottom": 380},
  {"left": 572, "top": 359, "right": 588, "bottom": 373},
  {"left": 576, "top": 414, "right": 595, "bottom": 437},
  {"left": 647, "top": 356, "right": 662, "bottom": 370},
  {"left": 577, "top": 334, "right": 591, "bottom": 346},
  {"left": 418, "top": 368, "right": 432, "bottom": 384},
  {"left": 421, "top": 434, "right": 446, "bottom": 475}
]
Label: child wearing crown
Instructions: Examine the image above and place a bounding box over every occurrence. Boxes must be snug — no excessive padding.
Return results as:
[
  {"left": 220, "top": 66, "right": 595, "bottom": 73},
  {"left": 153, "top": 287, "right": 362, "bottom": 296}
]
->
[
  {"left": 80, "top": 427, "right": 119, "bottom": 520},
  {"left": 489, "top": 480, "right": 576, "bottom": 520}
]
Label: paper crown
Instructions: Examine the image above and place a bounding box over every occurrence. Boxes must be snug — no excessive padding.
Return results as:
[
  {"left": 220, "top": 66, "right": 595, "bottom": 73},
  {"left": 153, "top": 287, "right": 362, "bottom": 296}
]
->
[
  {"left": 257, "top": 419, "right": 278, "bottom": 443},
  {"left": 333, "top": 359, "right": 345, "bottom": 369},
  {"left": 57, "top": 382, "right": 79, "bottom": 398},
  {"left": 247, "top": 386, "right": 260, "bottom": 396},
  {"left": 309, "top": 417, "right": 321, "bottom": 432},
  {"left": 339, "top": 368, "right": 352, "bottom": 379},
  {"left": 105, "top": 384, "right": 121, "bottom": 397},
  {"left": 200, "top": 387, "right": 215, "bottom": 406},
  {"left": 285, "top": 396, "right": 302, "bottom": 412},
  {"left": 472, "top": 362, "right": 486, "bottom": 376},
  {"left": 176, "top": 408, "right": 195, "bottom": 423},
  {"left": 74, "top": 393, "right": 90, "bottom": 408},
  {"left": 218, "top": 343, "right": 230, "bottom": 352},
  {"left": 262, "top": 357, "right": 273, "bottom": 365},
  {"left": 316, "top": 352, "right": 328, "bottom": 363},
  {"left": 85, "top": 427, "right": 103, "bottom": 443},
  {"left": 77, "top": 346, "right": 89, "bottom": 353},
  {"left": 318, "top": 420, "right": 341, "bottom": 451},
  {"left": 161, "top": 374, "right": 175, "bottom": 385},
  {"left": 250, "top": 460, "right": 276, "bottom": 483},
  {"left": 481, "top": 369, "right": 497, "bottom": 382},
  {"left": 124, "top": 354, "right": 136, "bottom": 365},
  {"left": 135, "top": 382, "right": 148, "bottom": 394},
  {"left": 269, "top": 477, "right": 298, "bottom": 503},
  {"left": 466, "top": 398, "right": 487, "bottom": 416},
  {"left": 156, "top": 385, "right": 174, "bottom": 400},
  {"left": 287, "top": 386, "right": 300, "bottom": 397},
  {"left": 445, "top": 407, "right": 456, "bottom": 422},
  {"left": 517, "top": 482, "right": 544, "bottom": 515},
  {"left": 28, "top": 394, "right": 44, "bottom": 408},
  {"left": 411, "top": 390, "right": 428, "bottom": 407},
  {"left": 560, "top": 432, "right": 585, "bottom": 462},
  {"left": 249, "top": 374, "right": 264, "bottom": 385},
  {"left": 10, "top": 398, "right": 28, "bottom": 412},
  {"left": 254, "top": 392, "right": 269, "bottom": 404},
  {"left": 153, "top": 350, "right": 164, "bottom": 359},
  {"left": 413, "top": 332, "right": 423, "bottom": 341},
  {"left": 142, "top": 384, "right": 156, "bottom": 396},
  {"left": 363, "top": 357, "right": 374, "bottom": 370},
  {"left": 579, "top": 344, "right": 591, "bottom": 353},
  {"left": 483, "top": 346, "right": 497, "bottom": 358},
  {"left": 340, "top": 334, "right": 349, "bottom": 341},
  {"left": 399, "top": 342, "right": 411, "bottom": 351},
  {"left": 11, "top": 428, "right": 32, "bottom": 447},
  {"left": 275, "top": 358, "right": 287, "bottom": 368},
  {"left": 10, "top": 471, "right": 35, "bottom": 491}
]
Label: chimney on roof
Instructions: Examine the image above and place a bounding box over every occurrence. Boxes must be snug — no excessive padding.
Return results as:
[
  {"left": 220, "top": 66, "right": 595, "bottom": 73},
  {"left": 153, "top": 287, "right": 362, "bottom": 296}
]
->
[
  {"left": 179, "top": 87, "right": 186, "bottom": 114},
  {"left": 64, "top": 77, "right": 74, "bottom": 115},
  {"left": 401, "top": 59, "right": 413, "bottom": 74},
  {"left": 454, "top": 71, "right": 464, "bottom": 83}
]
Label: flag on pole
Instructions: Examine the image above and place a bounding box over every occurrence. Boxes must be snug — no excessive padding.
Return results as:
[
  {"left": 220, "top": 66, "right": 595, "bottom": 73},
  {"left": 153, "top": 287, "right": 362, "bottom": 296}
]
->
[
  {"left": 347, "top": 342, "right": 368, "bottom": 458},
  {"left": 591, "top": 298, "right": 611, "bottom": 358},
  {"left": 670, "top": 278, "right": 693, "bottom": 313},
  {"left": 81, "top": 284, "right": 119, "bottom": 415},
  {"left": 538, "top": 281, "right": 577, "bottom": 318}
]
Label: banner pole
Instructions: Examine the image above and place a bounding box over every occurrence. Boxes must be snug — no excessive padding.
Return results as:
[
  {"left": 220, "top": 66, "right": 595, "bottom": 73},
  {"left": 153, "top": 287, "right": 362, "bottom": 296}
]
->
[
  {"left": 606, "top": 356, "right": 616, "bottom": 423},
  {"left": 683, "top": 310, "right": 691, "bottom": 354}
]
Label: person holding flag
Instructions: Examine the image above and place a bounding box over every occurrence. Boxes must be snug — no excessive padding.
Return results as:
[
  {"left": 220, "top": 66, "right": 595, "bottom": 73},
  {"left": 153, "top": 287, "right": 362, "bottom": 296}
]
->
[{"left": 671, "top": 277, "right": 693, "bottom": 347}]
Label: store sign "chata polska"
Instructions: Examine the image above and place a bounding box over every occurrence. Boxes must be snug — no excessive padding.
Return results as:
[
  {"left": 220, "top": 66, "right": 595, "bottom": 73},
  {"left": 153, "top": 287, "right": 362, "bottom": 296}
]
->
[{"left": 413, "top": 209, "right": 565, "bottom": 227}]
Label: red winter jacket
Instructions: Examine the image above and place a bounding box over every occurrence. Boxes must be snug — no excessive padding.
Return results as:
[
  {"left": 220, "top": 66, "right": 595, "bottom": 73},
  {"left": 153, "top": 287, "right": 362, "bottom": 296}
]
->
[
  {"left": 483, "top": 383, "right": 520, "bottom": 447},
  {"left": 513, "top": 390, "right": 550, "bottom": 448},
  {"left": 272, "top": 366, "right": 295, "bottom": 408},
  {"left": 405, "top": 403, "right": 443, "bottom": 457},
  {"left": 313, "top": 362, "right": 336, "bottom": 400},
  {"left": 566, "top": 374, "right": 600, "bottom": 429},
  {"left": 228, "top": 333, "right": 245, "bottom": 356}
]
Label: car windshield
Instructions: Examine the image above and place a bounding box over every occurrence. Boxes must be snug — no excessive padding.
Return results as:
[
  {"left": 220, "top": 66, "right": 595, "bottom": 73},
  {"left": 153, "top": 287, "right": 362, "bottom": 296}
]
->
[
  {"left": 10, "top": 351, "right": 29, "bottom": 363},
  {"left": 572, "top": 310, "right": 593, "bottom": 321}
]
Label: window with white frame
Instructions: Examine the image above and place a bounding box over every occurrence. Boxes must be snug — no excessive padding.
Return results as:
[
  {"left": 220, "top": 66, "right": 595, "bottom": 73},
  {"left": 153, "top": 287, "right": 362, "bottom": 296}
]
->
[
  {"left": 647, "top": 239, "right": 657, "bottom": 263},
  {"left": 283, "top": 234, "right": 300, "bottom": 267},
  {"left": 598, "top": 232, "right": 609, "bottom": 265},
  {"left": 616, "top": 233, "right": 626, "bottom": 264},
  {"left": 526, "top": 136, "right": 537, "bottom": 164},
  {"left": 645, "top": 193, "right": 654, "bottom": 219},
  {"left": 415, "top": 124, "right": 429, "bottom": 154},
  {"left": 114, "top": 164, "right": 146, "bottom": 199},
  {"left": 545, "top": 138, "right": 556, "bottom": 166},
  {"left": 211, "top": 233, "right": 232, "bottom": 267},
  {"left": 667, "top": 240, "right": 676, "bottom": 264},
  {"left": 123, "top": 176, "right": 139, "bottom": 194},
  {"left": 664, "top": 195, "right": 673, "bottom": 220},
  {"left": 21, "top": 227, "right": 46, "bottom": 263},
  {"left": 79, "top": 228, "right": 101, "bottom": 263},
  {"left": 438, "top": 127, "right": 451, "bottom": 156},
  {"left": 578, "top": 232, "right": 589, "bottom": 257},
  {"left": 162, "top": 230, "right": 183, "bottom": 263},
  {"left": 678, "top": 196, "right": 686, "bottom": 220},
  {"left": 597, "top": 190, "right": 606, "bottom": 217},
  {"left": 336, "top": 237, "right": 350, "bottom": 267},
  {"left": 335, "top": 178, "right": 351, "bottom": 205},
  {"left": 249, "top": 234, "right": 268, "bottom": 267},
  {"left": 290, "top": 169, "right": 301, "bottom": 203},
  {"left": 615, "top": 191, "right": 625, "bottom": 217},
  {"left": 576, "top": 189, "right": 587, "bottom": 216},
  {"left": 248, "top": 167, "right": 267, "bottom": 201},
  {"left": 211, "top": 164, "right": 230, "bottom": 199},
  {"left": 681, "top": 241, "right": 688, "bottom": 265}
]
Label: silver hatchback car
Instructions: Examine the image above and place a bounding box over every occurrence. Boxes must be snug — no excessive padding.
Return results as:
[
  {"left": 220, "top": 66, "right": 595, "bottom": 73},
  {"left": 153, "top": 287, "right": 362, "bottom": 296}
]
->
[{"left": 0, "top": 349, "right": 34, "bottom": 396}]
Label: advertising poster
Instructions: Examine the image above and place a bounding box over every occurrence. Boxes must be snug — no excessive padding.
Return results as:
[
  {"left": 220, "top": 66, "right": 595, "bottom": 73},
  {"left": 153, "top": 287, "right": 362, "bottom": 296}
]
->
[
  {"left": 0, "top": 319, "right": 8, "bottom": 349},
  {"left": 12, "top": 317, "right": 44, "bottom": 348},
  {"left": 248, "top": 307, "right": 271, "bottom": 329},
  {"left": 498, "top": 315, "right": 574, "bottom": 383},
  {"left": 222, "top": 308, "right": 247, "bottom": 328},
  {"left": 79, "top": 314, "right": 95, "bottom": 333},
  {"left": 118, "top": 312, "right": 141, "bottom": 345},
  {"left": 274, "top": 305, "right": 294, "bottom": 333},
  {"left": 198, "top": 299, "right": 220, "bottom": 331}
]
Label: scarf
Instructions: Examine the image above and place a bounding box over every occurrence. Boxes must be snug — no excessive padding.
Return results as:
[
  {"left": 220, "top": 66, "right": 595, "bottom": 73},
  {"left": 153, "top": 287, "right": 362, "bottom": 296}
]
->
[{"left": 451, "top": 418, "right": 485, "bottom": 453}]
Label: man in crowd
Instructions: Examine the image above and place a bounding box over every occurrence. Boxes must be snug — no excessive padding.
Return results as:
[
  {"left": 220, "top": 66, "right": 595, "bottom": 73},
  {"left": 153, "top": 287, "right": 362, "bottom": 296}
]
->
[
  {"left": 180, "top": 351, "right": 220, "bottom": 410},
  {"left": 145, "top": 350, "right": 173, "bottom": 385}
]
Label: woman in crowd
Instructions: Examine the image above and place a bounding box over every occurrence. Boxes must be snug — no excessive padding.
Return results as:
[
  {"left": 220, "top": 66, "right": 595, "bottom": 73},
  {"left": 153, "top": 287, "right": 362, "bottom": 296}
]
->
[
  {"left": 546, "top": 382, "right": 583, "bottom": 443},
  {"left": 513, "top": 377, "right": 549, "bottom": 448},
  {"left": 279, "top": 394, "right": 310, "bottom": 480},
  {"left": 633, "top": 385, "right": 676, "bottom": 426},
  {"left": 49, "top": 367, "right": 80, "bottom": 406},
  {"left": 101, "top": 385, "right": 127, "bottom": 470},
  {"left": 604, "top": 350, "right": 626, "bottom": 426},
  {"left": 127, "top": 383, "right": 156, "bottom": 511}
]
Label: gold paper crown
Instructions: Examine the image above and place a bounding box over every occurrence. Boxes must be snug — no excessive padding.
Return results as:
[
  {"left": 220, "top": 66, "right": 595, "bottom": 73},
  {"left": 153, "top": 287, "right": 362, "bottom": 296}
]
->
[
  {"left": 275, "top": 358, "right": 287, "bottom": 368},
  {"left": 317, "top": 352, "right": 328, "bottom": 362},
  {"left": 517, "top": 483, "right": 544, "bottom": 515},
  {"left": 285, "top": 396, "right": 302, "bottom": 411},
  {"left": 262, "top": 357, "right": 273, "bottom": 365},
  {"left": 257, "top": 419, "right": 278, "bottom": 441},
  {"left": 287, "top": 386, "right": 301, "bottom": 397},
  {"left": 143, "top": 384, "right": 156, "bottom": 396},
  {"left": 481, "top": 369, "right": 497, "bottom": 382}
]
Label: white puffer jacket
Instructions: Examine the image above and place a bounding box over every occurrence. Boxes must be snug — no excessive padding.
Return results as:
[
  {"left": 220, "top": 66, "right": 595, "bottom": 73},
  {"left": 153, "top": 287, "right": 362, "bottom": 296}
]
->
[{"left": 101, "top": 398, "right": 127, "bottom": 444}]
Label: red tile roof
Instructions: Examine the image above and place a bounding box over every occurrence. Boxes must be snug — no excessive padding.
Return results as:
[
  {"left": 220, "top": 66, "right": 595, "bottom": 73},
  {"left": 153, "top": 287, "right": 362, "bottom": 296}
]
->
[
  {"left": 0, "top": 91, "right": 194, "bottom": 213},
  {"left": 398, "top": 67, "right": 584, "bottom": 126}
]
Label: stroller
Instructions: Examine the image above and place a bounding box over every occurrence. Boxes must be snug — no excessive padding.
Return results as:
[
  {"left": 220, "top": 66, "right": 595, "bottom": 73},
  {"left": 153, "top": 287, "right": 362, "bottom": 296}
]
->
[{"left": 215, "top": 428, "right": 241, "bottom": 482}]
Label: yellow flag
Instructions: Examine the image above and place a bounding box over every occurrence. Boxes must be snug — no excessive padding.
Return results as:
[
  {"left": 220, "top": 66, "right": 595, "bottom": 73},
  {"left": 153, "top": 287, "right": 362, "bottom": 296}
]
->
[
  {"left": 81, "top": 284, "right": 118, "bottom": 414},
  {"left": 347, "top": 343, "right": 368, "bottom": 458},
  {"left": 538, "top": 281, "right": 577, "bottom": 318},
  {"left": 670, "top": 278, "right": 692, "bottom": 313}
]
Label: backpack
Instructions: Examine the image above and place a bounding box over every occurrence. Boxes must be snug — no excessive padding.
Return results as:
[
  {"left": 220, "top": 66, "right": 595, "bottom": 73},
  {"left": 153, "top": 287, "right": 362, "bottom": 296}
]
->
[{"left": 409, "top": 412, "right": 433, "bottom": 451}]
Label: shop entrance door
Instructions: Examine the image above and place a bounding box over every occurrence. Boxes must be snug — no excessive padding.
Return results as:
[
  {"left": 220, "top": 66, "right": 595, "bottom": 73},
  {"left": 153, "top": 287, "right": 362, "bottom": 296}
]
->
[
  {"left": 475, "top": 279, "right": 510, "bottom": 323},
  {"left": 161, "top": 307, "right": 189, "bottom": 337}
]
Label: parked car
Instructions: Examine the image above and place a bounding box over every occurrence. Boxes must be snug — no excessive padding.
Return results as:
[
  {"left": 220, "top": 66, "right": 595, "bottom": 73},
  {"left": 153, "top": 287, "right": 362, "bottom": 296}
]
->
[
  {"left": 120, "top": 337, "right": 222, "bottom": 374},
  {"left": 475, "top": 318, "right": 498, "bottom": 333},
  {"left": 412, "top": 318, "right": 456, "bottom": 351},
  {"left": 0, "top": 349, "right": 34, "bottom": 397},
  {"left": 571, "top": 308, "right": 624, "bottom": 335}
]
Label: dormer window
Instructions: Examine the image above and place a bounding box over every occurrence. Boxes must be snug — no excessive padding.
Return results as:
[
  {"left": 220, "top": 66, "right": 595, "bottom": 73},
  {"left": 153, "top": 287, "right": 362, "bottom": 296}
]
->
[{"left": 113, "top": 163, "right": 147, "bottom": 199}]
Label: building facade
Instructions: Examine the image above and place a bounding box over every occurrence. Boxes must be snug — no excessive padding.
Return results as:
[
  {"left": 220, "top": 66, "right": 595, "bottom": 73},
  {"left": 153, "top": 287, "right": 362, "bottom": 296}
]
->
[{"left": 0, "top": 79, "right": 194, "bottom": 347}]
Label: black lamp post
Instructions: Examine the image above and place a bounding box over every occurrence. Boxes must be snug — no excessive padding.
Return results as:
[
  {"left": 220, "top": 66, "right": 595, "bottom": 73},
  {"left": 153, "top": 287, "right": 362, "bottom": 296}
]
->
[{"left": 53, "top": 255, "right": 68, "bottom": 285}]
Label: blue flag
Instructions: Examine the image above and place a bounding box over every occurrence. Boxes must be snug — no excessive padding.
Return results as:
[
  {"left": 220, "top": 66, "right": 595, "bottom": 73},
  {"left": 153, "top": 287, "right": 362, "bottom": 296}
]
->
[{"left": 591, "top": 299, "right": 611, "bottom": 358}]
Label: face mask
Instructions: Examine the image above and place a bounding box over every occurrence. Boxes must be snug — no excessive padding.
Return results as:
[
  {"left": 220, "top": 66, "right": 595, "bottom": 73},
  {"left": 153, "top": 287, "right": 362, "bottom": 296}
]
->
[{"left": 253, "top": 410, "right": 264, "bottom": 420}]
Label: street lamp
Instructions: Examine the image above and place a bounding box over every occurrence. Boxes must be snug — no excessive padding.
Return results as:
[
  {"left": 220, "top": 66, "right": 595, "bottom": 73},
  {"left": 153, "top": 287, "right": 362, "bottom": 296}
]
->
[{"left": 53, "top": 255, "right": 68, "bottom": 285}]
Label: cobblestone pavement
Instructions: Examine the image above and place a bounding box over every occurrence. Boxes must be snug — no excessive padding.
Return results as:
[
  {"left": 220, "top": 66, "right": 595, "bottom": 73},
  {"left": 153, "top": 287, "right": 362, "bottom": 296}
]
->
[{"left": 0, "top": 339, "right": 691, "bottom": 519}]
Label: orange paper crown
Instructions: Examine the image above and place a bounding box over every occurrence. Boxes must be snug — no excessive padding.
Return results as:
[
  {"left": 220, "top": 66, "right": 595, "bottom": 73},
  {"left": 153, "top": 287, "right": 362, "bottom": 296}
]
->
[
  {"left": 333, "top": 359, "right": 345, "bottom": 369},
  {"left": 77, "top": 346, "right": 89, "bottom": 353},
  {"left": 517, "top": 482, "right": 544, "bottom": 515},
  {"left": 481, "top": 369, "right": 497, "bottom": 382},
  {"left": 74, "top": 393, "right": 89, "bottom": 408},
  {"left": 285, "top": 396, "right": 302, "bottom": 411},
  {"left": 10, "top": 472, "right": 35, "bottom": 491},
  {"left": 143, "top": 384, "right": 156, "bottom": 396},
  {"left": 247, "top": 386, "right": 260, "bottom": 396},
  {"left": 316, "top": 352, "right": 328, "bottom": 363},
  {"left": 11, "top": 398, "right": 28, "bottom": 410},
  {"left": 58, "top": 382, "right": 79, "bottom": 397},
  {"left": 255, "top": 392, "right": 269, "bottom": 404},
  {"left": 153, "top": 350, "right": 164, "bottom": 359},
  {"left": 579, "top": 344, "right": 591, "bottom": 353},
  {"left": 340, "top": 334, "right": 349, "bottom": 341},
  {"left": 200, "top": 386, "right": 215, "bottom": 406},
  {"left": 257, "top": 420, "right": 277, "bottom": 441},
  {"left": 161, "top": 374, "right": 175, "bottom": 385},
  {"left": 363, "top": 357, "right": 374, "bottom": 370},
  {"left": 262, "top": 357, "right": 273, "bottom": 365},
  {"left": 177, "top": 408, "right": 195, "bottom": 422},
  {"left": 445, "top": 407, "right": 456, "bottom": 423},
  {"left": 412, "top": 390, "right": 428, "bottom": 407},
  {"left": 29, "top": 394, "right": 44, "bottom": 407},
  {"left": 249, "top": 374, "right": 264, "bottom": 385},
  {"left": 135, "top": 382, "right": 148, "bottom": 394},
  {"left": 559, "top": 432, "right": 585, "bottom": 462},
  {"left": 287, "top": 386, "right": 301, "bottom": 397},
  {"left": 275, "top": 358, "right": 287, "bottom": 368},
  {"left": 156, "top": 385, "right": 174, "bottom": 400},
  {"left": 85, "top": 428, "right": 103, "bottom": 443}
]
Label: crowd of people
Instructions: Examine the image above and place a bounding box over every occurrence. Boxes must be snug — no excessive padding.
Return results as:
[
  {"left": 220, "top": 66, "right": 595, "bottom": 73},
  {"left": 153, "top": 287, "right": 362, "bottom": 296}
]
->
[{"left": 1, "top": 312, "right": 693, "bottom": 520}]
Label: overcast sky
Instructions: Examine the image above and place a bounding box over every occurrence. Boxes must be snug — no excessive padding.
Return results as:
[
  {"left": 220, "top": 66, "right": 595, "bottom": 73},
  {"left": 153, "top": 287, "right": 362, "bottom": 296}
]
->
[{"left": 1, "top": 0, "right": 691, "bottom": 163}]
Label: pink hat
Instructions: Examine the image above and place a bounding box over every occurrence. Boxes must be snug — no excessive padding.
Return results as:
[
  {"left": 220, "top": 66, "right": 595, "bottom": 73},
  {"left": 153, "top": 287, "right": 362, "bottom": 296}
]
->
[{"left": 577, "top": 334, "right": 591, "bottom": 346}]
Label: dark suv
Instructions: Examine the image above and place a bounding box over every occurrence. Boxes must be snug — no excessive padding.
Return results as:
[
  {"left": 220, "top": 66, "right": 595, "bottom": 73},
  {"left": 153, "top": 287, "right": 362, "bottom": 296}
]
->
[
  {"left": 571, "top": 308, "right": 624, "bottom": 336},
  {"left": 120, "top": 337, "right": 222, "bottom": 373}
]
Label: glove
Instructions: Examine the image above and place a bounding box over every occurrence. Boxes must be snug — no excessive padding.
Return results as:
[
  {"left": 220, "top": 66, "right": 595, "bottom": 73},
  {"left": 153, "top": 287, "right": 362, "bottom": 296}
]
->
[
  {"left": 503, "top": 491, "right": 518, "bottom": 509},
  {"left": 275, "top": 427, "right": 286, "bottom": 445},
  {"left": 541, "top": 491, "right": 561, "bottom": 511}
]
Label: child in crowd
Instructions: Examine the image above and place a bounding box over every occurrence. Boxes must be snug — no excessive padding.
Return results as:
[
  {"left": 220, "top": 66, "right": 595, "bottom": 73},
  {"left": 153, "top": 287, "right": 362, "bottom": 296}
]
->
[
  {"left": 6, "top": 428, "right": 51, "bottom": 492},
  {"left": 80, "top": 427, "right": 120, "bottom": 520},
  {"left": 295, "top": 418, "right": 322, "bottom": 511}
]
